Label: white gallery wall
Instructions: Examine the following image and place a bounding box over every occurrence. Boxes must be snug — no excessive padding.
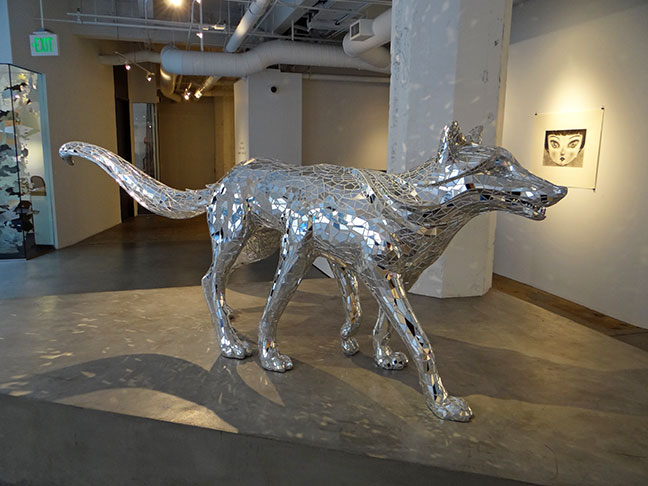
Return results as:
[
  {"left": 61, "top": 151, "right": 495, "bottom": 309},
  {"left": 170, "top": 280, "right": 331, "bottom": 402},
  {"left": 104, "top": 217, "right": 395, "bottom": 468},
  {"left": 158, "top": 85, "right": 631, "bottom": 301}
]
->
[
  {"left": 495, "top": 0, "right": 648, "bottom": 328},
  {"left": 3, "top": 0, "right": 121, "bottom": 249},
  {"left": 302, "top": 79, "right": 389, "bottom": 170}
]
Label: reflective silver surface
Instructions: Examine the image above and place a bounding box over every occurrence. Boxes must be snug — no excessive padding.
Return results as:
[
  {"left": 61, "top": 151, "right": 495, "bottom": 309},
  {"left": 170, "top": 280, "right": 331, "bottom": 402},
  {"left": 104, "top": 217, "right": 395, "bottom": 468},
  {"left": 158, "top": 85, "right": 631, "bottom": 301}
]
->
[{"left": 60, "top": 121, "right": 567, "bottom": 422}]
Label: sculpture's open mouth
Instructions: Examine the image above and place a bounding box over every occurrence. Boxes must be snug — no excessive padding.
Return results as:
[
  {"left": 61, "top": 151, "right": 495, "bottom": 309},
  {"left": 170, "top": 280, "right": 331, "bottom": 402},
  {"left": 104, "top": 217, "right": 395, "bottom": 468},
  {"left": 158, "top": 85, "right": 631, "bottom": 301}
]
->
[
  {"left": 482, "top": 193, "right": 548, "bottom": 220},
  {"left": 517, "top": 199, "right": 546, "bottom": 220}
]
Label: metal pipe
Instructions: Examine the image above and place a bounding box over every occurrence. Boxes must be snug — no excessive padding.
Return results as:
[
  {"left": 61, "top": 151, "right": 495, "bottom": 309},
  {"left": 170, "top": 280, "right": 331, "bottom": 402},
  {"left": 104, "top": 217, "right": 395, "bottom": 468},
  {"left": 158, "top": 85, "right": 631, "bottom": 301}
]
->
[
  {"left": 199, "top": 0, "right": 204, "bottom": 51},
  {"left": 161, "top": 40, "right": 390, "bottom": 76},
  {"left": 302, "top": 73, "right": 389, "bottom": 84},
  {"left": 39, "top": 0, "right": 44, "bottom": 30},
  {"left": 159, "top": 66, "right": 181, "bottom": 102},
  {"left": 196, "top": 0, "right": 273, "bottom": 97},
  {"left": 225, "top": 0, "right": 272, "bottom": 52},
  {"left": 99, "top": 50, "right": 161, "bottom": 65},
  {"left": 50, "top": 16, "right": 339, "bottom": 44}
]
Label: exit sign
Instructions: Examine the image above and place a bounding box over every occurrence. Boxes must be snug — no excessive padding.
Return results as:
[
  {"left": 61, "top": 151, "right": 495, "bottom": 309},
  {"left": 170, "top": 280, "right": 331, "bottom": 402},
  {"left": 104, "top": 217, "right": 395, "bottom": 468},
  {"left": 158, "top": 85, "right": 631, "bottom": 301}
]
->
[{"left": 30, "top": 32, "right": 59, "bottom": 56}]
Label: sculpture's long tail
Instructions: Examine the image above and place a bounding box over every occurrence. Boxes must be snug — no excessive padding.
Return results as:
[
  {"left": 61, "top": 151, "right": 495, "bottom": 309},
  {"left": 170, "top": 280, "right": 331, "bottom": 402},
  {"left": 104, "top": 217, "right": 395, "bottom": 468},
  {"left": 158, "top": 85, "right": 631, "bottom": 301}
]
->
[{"left": 59, "top": 142, "right": 211, "bottom": 219}]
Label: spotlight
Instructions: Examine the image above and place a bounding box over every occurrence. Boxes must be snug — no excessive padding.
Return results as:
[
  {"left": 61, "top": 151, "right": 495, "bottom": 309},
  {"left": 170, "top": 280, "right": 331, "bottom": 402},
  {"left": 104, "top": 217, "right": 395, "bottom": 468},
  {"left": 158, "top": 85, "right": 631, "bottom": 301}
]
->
[
  {"left": 196, "top": 32, "right": 203, "bottom": 38},
  {"left": 211, "top": 23, "right": 226, "bottom": 31},
  {"left": 146, "top": 72, "right": 154, "bottom": 82},
  {"left": 125, "top": 63, "right": 131, "bottom": 71},
  {"left": 194, "top": 89, "right": 203, "bottom": 99},
  {"left": 183, "top": 89, "right": 191, "bottom": 101},
  {"left": 168, "top": 0, "right": 182, "bottom": 6}
]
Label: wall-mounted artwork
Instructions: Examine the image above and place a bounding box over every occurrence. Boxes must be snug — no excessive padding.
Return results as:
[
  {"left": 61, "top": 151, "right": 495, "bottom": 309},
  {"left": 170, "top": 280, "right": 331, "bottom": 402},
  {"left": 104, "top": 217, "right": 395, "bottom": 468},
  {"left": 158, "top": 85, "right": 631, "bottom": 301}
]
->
[{"left": 531, "top": 108, "right": 604, "bottom": 189}]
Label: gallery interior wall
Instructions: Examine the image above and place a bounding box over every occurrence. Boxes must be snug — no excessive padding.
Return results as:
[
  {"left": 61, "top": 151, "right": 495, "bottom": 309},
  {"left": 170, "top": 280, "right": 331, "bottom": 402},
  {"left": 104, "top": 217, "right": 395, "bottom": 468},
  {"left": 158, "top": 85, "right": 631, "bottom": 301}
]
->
[
  {"left": 158, "top": 98, "right": 218, "bottom": 190},
  {"left": 214, "top": 94, "right": 236, "bottom": 178},
  {"left": 127, "top": 66, "right": 157, "bottom": 104},
  {"left": 495, "top": 0, "right": 648, "bottom": 328},
  {"left": 3, "top": 0, "right": 121, "bottom": 249},
  {"left": 302, "top": 79, "right": 389, "bottom": 170}
]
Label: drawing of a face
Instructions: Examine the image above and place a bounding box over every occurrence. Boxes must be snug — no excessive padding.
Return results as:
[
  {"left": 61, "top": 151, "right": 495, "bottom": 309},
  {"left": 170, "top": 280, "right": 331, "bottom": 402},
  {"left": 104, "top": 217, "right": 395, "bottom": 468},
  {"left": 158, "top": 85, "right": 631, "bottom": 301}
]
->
[{"left": 547, "top": 133, "right": 583, "bottom": 166}]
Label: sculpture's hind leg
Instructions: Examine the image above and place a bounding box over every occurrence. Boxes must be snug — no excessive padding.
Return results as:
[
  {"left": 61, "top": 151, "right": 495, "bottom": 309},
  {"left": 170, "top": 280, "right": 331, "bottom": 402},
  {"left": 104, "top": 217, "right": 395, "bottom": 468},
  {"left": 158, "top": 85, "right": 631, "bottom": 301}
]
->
[
  {"left": 202, "top": 268, "right": 252, "bottom": 358},
  {"left": 360, "top": 265, "right": 473, "bottom": 422},
  {"left": 330, "top": 263, "right": 361, "bottom": 356},
  {"left": 202, "top": 201, "right": 254, "bottom": 360},
  {"left": 258, "top": 226, "right": 315, "bottom": 372},
  {"left": 223, "top": 229, "right": 282, "bottom": 321},
  {"left": 372, "top": 309, "right": 408, "bottom": 370}
]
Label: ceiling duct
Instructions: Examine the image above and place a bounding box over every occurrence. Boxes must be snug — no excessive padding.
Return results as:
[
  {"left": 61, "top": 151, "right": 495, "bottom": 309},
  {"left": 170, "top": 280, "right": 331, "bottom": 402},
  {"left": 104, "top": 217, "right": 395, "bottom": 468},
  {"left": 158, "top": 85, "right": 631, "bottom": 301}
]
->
[
  {"left": 198, "top": 0, "right": 273, "bottom": 99},
  {"left": 160, "top": 40, "right": 390, "bottom": 77},
  {"left": 225, "top": 0, "right": 272, "bottom": 53},
  {"left": 159, "top": 67, "right": 181, "bottom": 102},
  {"left": 342, "top": 8, "right": 391, "bottom": 70}
]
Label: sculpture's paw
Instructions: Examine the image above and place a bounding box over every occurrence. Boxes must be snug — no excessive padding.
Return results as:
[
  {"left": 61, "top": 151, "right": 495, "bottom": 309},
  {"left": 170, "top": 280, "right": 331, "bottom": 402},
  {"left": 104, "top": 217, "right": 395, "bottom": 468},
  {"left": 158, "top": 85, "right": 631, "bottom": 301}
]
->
[
  {"left": 220, "top": 340, "right": 253, "bottom": 360},
  {"left": 426, "top": 395, "right": 473, "bottom": 422},
  {"left": 374, "top": 352, "right": 408, "bottom": 370},
  {"left": 240, "top": 338, "right": 254, "bottom": 356},
  {"left": 260, "top": 352, "right": 293, "bottom": 373},
  {"left": 341, "top": 337, "right": 359, "bottom": 356}
]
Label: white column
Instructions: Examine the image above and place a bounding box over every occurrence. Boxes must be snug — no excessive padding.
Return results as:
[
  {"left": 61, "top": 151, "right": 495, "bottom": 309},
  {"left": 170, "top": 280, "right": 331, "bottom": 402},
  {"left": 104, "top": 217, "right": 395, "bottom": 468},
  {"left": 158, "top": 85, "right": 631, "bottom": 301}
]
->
[
  {"left": 233, "top": 70, "right": 302, "bottom": 165},
  {"left": 388, "top": 0, "right": 512, "bottom": 298}
]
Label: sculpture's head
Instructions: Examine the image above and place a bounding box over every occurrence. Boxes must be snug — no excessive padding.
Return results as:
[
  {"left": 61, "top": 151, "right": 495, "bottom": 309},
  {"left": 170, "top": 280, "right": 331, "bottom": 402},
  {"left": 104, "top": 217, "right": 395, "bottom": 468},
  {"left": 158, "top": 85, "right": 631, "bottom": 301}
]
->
[{"left": 435, "top": 122, "right": 567, "bottom": 221}]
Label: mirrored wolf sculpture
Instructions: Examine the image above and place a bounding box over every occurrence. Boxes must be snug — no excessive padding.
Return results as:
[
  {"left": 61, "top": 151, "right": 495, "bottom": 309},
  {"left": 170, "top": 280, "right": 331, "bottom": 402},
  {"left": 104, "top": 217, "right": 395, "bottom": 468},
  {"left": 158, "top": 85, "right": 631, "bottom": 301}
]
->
[{"left": 60, "top": 122, "right": 567, "bottom": 422}]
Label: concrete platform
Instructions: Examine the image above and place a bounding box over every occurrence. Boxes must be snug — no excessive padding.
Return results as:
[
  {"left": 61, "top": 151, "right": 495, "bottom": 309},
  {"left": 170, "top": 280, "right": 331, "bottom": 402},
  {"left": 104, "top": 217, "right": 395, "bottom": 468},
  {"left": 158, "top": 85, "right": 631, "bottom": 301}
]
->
[{"left": 1, "top": 279, "right": 647, "bottom": 485}]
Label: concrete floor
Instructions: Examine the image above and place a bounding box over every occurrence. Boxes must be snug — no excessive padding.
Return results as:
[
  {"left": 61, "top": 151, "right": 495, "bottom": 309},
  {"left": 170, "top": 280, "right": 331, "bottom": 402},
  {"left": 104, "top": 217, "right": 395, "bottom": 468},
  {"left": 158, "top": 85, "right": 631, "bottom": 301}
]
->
[
  {"left": 0, "top": 215, "right": 322, "bottom": 300},
  {"left": 1, "top": 215, "right": 647, "bottom": 485}
]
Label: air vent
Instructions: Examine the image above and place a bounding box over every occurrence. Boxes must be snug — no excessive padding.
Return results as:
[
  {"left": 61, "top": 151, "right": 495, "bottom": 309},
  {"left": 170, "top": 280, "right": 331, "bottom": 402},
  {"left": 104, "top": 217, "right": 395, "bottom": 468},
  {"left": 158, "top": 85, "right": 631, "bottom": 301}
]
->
[{"left": 349, "top": 19, "right": 373, "bottom": 41}]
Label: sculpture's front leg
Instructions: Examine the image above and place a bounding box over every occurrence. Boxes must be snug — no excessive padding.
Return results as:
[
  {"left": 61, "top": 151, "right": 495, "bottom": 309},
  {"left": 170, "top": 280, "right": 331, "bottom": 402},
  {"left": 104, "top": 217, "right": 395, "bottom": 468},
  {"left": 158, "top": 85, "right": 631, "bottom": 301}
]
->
[
  {"left": 360, "top": 266, "right": 473, "bottom": 422},
  {"left": 330, "top": 263, "right": 361, "bottom": 356}
]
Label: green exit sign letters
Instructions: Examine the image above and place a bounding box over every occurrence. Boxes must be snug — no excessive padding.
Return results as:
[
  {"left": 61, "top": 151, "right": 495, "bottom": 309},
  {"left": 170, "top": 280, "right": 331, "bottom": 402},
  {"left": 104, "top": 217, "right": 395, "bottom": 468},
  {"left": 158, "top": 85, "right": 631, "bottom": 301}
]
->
[{"left": 30, "top": 32, "right": 59, "bottom": 56}]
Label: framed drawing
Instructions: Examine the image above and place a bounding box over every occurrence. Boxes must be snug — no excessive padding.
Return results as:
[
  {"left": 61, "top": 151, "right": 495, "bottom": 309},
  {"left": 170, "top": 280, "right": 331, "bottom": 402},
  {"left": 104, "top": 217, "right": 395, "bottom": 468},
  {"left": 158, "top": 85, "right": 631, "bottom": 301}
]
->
[{"left": 531, "top": 108, "right": 604, "bottom": 189}]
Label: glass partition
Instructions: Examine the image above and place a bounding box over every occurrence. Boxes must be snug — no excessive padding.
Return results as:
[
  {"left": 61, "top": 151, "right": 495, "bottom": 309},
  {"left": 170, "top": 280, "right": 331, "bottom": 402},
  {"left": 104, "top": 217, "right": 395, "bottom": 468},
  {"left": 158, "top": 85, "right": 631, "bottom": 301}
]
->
[
  {"left": 0, "top": 64, "right": 54, "bottom": 259},
  {"left": 132, "top": 102, "right": 159, "bottom": 214}
]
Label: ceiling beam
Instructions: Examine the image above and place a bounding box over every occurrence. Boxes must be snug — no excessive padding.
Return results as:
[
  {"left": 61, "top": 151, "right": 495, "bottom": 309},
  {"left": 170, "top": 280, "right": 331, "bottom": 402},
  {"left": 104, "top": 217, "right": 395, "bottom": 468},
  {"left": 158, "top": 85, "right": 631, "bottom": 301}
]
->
[{"left": 259, "top": 0, "right": 319, "bottom": 34}]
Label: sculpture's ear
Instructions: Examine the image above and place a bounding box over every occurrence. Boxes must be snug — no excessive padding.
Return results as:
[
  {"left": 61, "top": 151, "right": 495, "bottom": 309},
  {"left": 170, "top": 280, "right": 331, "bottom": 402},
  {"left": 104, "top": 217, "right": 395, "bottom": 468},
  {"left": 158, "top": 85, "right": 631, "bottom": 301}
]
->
[
  {"left": 466, "top": 125, "right": 483, "bottom": 144},
  {"left": 437, "top": 121, "right": 462, "bottom": 156}
]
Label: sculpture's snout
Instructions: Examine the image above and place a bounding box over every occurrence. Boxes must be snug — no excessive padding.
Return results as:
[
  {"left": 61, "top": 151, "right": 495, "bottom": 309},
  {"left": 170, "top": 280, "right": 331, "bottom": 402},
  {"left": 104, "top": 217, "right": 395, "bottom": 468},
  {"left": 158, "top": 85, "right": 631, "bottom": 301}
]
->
[{"left": 548, "top": 184, "right": 568, "bottom": 206}]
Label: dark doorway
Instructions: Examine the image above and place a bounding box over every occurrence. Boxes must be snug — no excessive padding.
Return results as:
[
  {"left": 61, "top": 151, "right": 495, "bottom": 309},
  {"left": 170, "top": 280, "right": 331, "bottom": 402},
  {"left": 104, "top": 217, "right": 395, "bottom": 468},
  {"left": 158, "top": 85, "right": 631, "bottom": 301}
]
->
[{"left": 113, "top": 66, "right": 134, "bottom": 221}]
